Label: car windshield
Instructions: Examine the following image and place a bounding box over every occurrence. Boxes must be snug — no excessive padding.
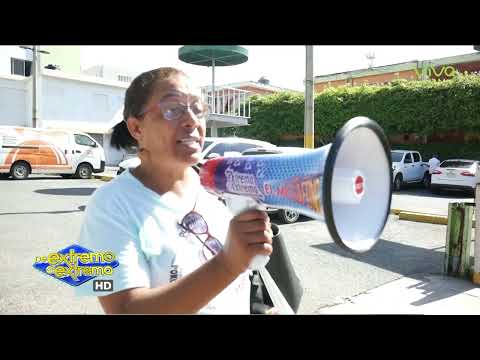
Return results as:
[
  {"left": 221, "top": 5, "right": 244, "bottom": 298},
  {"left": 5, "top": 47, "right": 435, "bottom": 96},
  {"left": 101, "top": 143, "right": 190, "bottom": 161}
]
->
[
  {"left": 202, "top": 141, "right": 213, "bottom": 151},
  {"left": 439, "top": 160, "right": 474, "bottom": 169},
  {"left": 391, "top": 152, "right": 404, "bottom": 162}
]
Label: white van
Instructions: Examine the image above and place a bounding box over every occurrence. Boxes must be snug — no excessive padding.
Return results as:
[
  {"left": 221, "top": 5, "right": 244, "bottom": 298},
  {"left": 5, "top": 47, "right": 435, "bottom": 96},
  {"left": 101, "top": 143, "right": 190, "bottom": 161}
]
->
[{"left": 0, "top": 126, "right": 105, "bottom": 180}]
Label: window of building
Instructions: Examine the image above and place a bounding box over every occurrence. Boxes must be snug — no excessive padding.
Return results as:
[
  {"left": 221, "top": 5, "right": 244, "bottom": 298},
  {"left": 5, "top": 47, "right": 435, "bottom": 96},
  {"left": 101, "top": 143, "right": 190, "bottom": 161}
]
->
[
  {"left": 11, "top": 58, "right": 32, "bottom": 76},
  {"left": 118, "top": 75, "right": 132, "bottom": 82}
]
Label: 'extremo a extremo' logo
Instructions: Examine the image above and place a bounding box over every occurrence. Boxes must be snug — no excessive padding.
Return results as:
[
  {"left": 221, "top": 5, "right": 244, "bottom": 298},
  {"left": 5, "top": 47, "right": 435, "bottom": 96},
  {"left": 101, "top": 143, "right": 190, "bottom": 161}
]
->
[{"left": 33, "top": 244, "right": 119, "bottom": 287}]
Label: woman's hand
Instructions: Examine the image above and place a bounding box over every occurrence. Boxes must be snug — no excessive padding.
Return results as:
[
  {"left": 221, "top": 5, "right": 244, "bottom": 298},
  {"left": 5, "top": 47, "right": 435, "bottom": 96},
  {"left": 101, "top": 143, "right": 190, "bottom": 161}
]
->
[{"left": 218, "top": 210, "right": 273, "bottom": 276}]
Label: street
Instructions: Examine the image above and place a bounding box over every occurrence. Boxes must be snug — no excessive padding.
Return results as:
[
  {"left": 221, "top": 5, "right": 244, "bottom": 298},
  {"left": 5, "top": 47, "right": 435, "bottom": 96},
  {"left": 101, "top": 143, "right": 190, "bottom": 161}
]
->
[
  {"left": 0, "top": 176, "right": 474, "bottom": 314},
  {"left": 390, "top": 183, "right": 473, "bottom": 216}
]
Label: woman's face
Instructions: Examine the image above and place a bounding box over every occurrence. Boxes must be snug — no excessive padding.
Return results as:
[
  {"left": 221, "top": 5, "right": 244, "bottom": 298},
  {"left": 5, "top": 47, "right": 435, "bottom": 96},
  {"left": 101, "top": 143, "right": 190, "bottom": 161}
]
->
[{"left": 131, "top": 73, "right": 207, "bottom": 168}]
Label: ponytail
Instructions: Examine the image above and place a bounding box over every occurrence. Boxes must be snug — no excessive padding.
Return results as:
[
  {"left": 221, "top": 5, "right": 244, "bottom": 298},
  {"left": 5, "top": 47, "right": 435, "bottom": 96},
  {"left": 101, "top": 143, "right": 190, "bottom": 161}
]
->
[{"left": 110, "top": 120, "right": 137, "bottom": 150}]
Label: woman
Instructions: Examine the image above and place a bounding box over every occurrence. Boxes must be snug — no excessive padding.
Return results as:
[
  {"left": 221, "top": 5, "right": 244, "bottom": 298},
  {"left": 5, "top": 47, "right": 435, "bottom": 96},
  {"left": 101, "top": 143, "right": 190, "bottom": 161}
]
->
[{"left": 76, "top": 67, "right": 273, "bottom": 314}]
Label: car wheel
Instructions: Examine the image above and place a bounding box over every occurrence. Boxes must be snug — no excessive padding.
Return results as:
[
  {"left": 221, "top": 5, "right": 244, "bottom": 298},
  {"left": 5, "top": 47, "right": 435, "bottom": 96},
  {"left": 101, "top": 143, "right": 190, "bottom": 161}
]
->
[
  {"left": 10, "top": 162, "right": 30, "bottom": 180},
  {"left": 393, "top": 174, "right": 403, "bottom": 191},
  {"left": 278, "top": 209, "right": 300, "bottom": 224},
  {"left": 75, "top": 164, "right": 93, "bottom": 179}
]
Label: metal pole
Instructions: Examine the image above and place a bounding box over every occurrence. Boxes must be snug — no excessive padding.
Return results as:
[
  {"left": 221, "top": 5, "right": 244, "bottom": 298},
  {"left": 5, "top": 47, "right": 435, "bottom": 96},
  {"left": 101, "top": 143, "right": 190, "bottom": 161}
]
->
[
  {"left": 212, "top": 58, "right": 215, "bottom": 114},
  {"left": 243, "top": 92, "right": 245, "bottom": 117},
  {"left": 210, "top": 58, "right": 218, "bottom": 137},
  {"left": 32, "top": 45, "right": 38, "bottom": 128},
  {"left": 474, "top": 184, "right": 480, "bottom": 285},
  {"left": 304, "top": 45, "right": 314, "bottom": 149}
]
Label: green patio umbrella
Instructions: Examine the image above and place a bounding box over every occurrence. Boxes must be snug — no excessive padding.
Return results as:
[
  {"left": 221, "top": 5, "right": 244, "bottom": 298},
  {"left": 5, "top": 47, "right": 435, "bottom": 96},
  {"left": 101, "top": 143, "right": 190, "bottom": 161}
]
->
[{"left": 178, "top": 46, "right": 248, "bottom": 123}]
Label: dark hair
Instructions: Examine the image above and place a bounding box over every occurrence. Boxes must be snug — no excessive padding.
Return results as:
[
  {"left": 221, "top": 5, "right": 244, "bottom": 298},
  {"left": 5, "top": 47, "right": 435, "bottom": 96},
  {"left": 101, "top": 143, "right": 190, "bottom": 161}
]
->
[{"left": 110, "top": 67, "right": 186, "bottom": 150}]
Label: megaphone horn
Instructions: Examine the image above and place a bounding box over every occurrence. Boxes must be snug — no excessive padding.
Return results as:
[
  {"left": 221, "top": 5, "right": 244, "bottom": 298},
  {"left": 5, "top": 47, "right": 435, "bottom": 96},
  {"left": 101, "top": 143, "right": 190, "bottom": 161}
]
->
[{"left": 200, "top": 116, "right": 392, "bottom": 255}]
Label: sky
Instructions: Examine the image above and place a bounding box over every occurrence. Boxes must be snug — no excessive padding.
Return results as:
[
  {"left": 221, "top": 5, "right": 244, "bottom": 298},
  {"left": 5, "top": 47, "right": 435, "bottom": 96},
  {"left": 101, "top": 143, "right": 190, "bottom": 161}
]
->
[{"left": 80, "top": 46, "right": 476, "bottom": 91}]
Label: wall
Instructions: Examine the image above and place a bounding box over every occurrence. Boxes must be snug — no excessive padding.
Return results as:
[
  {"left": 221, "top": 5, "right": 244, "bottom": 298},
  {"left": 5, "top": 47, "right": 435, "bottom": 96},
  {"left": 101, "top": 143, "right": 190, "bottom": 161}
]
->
[
  {"left": 41, "top": 73, "right": 125, "bottom": 126},
  {"left": 237, "top": 85, "right": 276, "bottom": 95},
  {"left": 81, "top": 65, "right": 136, "bottom": 83},
  {"left": 40, "top": 73, "right": 127, "bottom": 165},
  {"left": 0, "top": 75, "right": 29, "bottom": 126},
  {"left": 315, "top": 69, "right": 418, "bottom": 92},
  {"left": 0, "top": 71, "right": 129, "bottom": 165}
]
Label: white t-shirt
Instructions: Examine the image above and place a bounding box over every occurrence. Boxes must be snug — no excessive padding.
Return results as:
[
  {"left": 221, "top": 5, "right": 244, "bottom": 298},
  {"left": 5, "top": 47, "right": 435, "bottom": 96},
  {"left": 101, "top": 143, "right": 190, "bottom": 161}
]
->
[
  {"left": 428, "top": 157, "right": 440, "bottom": 174},
  {"left": 75, "top": 169, "right": 251, "bottom": 314}
]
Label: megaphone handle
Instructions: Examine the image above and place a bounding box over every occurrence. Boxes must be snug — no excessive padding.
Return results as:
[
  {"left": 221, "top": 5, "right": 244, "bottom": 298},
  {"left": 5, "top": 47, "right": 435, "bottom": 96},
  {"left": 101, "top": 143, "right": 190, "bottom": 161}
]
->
[
  {"left": 249, "top": 253, "right": 271, "bottom": 270},
  {"left": 222, "top": 195, "right": 270, "bottom": 270}
]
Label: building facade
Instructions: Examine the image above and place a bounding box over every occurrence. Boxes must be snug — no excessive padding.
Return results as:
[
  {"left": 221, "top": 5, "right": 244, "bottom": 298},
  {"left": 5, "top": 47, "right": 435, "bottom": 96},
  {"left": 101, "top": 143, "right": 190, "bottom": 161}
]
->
[
  {"left": 0, "top": 46, "right": 144, "bottom": 165},
  {"left": 200, "top": 80, "right": 298, "bottom": 136},
  {"left": 314, "top": 52, "right": 480, "bottom": 93}
]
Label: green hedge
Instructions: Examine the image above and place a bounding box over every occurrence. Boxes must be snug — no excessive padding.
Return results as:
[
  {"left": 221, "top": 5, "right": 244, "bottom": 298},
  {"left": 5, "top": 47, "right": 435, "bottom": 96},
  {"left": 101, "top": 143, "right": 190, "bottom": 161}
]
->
[
  {"left": 222, "top": 74, "right": 480, "bottom": 151},
  {"left": 395, "top": 143, "right": 480, "bottom": 162}
]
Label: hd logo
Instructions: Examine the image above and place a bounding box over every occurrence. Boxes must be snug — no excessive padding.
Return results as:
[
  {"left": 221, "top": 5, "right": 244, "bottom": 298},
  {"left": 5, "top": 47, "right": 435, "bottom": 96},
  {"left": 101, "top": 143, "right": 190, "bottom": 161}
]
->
[{"left": 93, "top": 279, "right": 113, "bottom": 292}]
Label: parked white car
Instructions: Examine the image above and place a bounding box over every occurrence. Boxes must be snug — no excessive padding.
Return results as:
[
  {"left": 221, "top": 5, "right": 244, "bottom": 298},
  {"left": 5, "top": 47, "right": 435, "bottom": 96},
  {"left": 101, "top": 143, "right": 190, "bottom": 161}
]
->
[
  {"left": 391, "top": 150, "right": 429, "bottom": 191},
  {"left": 117, "top": 154, "right": 141, "bottom": 175},
  {"left": 116, "top": 137, "right": 276, "bottom": 175},
  {"left": 200, "top": 137, "right": 276, "bottom": 163},
  {"left": 430, "top": 159, "right": 480, "bottom": 196}
]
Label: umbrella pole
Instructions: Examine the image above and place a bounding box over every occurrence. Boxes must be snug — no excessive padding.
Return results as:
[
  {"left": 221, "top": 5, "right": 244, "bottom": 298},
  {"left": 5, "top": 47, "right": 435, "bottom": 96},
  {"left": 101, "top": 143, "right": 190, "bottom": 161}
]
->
[{"left": 211, "top": 58, "right": 217, "bottom": 136}]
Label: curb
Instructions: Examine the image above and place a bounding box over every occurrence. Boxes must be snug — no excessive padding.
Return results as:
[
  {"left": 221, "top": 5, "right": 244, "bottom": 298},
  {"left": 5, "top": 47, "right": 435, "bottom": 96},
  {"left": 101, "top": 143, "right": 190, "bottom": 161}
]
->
[
  {"left": 390, "top": 208, "right": 447, "bottom": 225},
  {"left": 473, "top": 272, "right": 480, "bottom": 286},
  {"left": 93, "top": 174, "right": 115, "bottom": 182},
  {"left": 391, "top": 208, "right": 475, "bottom": 228},
  {"left": 398, "top": 211, "right": 448, "bottom": 225}
]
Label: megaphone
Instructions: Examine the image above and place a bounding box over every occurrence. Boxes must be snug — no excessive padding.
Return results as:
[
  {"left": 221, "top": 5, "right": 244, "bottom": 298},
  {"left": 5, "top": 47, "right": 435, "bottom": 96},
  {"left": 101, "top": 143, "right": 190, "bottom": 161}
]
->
[{"left": 200, "top": 117, "right": 392, "bottom": 267}]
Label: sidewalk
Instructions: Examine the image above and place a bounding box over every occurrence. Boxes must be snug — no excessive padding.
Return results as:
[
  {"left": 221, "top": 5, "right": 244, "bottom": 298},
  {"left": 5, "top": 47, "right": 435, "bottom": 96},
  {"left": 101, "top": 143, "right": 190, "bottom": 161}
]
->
[
  {"left": 93, "top": 166, "right": 118, "bottom": 181},
  {"left": 316, "top": 273, "right": 480, "bottom": 314}
]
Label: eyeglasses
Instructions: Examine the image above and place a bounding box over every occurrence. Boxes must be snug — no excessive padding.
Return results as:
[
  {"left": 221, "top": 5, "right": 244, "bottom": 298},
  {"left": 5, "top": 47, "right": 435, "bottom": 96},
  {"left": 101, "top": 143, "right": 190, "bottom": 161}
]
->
[
  {"left": 178, "top": 211, "right": 223, "bottom": 262},
  {"left": 139, "top": 100, "right": 210, "bottom": 122}
]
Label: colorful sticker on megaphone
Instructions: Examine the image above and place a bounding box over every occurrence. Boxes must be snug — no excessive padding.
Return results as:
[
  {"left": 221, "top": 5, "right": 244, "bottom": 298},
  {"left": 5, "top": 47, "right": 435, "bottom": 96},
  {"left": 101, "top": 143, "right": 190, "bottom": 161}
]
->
[{"left": 201, "top": 155, "right": 324, "bottom": 218}]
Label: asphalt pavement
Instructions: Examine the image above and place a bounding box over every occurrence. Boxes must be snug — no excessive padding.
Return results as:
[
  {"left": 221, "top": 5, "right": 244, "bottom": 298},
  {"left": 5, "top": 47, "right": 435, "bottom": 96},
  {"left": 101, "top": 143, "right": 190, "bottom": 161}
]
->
[{"left": 0, "top": 175, "right": 478, "bottom": 314}]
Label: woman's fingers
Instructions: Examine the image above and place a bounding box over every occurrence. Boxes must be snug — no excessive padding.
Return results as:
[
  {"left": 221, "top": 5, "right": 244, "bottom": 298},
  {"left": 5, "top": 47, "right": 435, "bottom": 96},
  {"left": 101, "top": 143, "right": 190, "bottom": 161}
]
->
[
  {"left": 236, "top": 219, "right": 271, "bottom": 233},
  {"left": 235, "top": 209, "right": 269, "bottom": 222},
  {"left": 247, "top": 242, "right": 273, "bottom": 257}
]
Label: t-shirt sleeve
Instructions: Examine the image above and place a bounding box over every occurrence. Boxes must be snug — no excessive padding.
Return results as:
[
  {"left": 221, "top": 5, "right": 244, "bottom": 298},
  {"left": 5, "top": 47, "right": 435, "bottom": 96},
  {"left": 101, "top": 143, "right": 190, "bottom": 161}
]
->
[{"left": 75, "top": 188, "right": 151, "bottom": 297}]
